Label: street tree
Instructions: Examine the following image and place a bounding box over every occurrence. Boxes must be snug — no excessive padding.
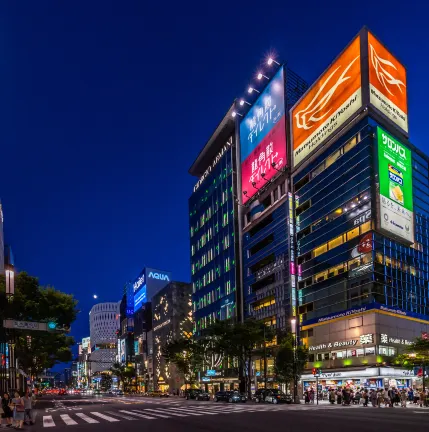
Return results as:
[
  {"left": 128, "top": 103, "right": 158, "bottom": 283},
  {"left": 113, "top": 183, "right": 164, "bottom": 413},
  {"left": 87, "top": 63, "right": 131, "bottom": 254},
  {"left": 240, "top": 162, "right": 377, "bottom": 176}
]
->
[
  {"left": 162, "top": 338, "right": 205, "bottom": 388},
  {"left": 99, "top": 373, "right": 113, "bottom": 391},
  {"left": 0, "top": 272, "right": 78, "bottom": 376},
  {"left": 394, "top": 337, "right": 429, "bottom": 389},
  {"left": 209, "top": 319, "right": 275, "bottom": 399},
  {"left": 110, "top": 362, "right": 135, "bottom": 392},
  {"left": 274, "top": 333, "right": 308, "bottom": 397}
]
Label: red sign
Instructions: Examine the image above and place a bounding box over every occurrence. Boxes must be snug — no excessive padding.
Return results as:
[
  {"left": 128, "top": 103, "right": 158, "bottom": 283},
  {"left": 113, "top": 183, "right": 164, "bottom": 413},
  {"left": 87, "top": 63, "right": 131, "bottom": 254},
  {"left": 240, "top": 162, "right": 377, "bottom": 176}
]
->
[
  {"left": 241, "top": 115, "right": 286, "bottom": 204},
  {"left": 422, "top": 332, "right": 428, "bottom": 340}
]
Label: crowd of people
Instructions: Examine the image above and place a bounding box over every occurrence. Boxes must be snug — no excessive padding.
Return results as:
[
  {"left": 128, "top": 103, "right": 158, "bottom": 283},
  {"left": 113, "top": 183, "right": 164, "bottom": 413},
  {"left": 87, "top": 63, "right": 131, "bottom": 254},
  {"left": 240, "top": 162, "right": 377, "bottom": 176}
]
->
[
  {"left": 304, "top": 387, "right": 429, "bottom": 407},
  {"left": 0, "top": 391, "right": 35, "bottom": 429}
]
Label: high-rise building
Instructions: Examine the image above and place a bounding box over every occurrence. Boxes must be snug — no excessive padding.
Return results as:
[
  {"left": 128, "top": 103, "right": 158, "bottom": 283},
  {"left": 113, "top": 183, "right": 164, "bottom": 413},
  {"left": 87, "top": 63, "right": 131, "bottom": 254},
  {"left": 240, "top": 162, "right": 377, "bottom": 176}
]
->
[
  {"left": 288, "top": 29, "right": 429, "bottom": 391},
  {"left": 89, "top": 302, "right": 119, "bottom": 374},
  {"left": 152, "top": 281, "right": 192, "bottom": 392},
  {"left": 189, "top": 105, "right": 240, "bottom": 336}
]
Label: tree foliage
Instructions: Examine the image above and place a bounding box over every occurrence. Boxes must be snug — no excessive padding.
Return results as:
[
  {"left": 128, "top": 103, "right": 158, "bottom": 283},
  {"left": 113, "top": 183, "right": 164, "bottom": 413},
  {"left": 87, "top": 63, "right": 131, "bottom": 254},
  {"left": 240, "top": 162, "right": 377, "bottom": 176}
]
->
[
  {"left": 0, "top": 272, "right": 78, "bottom": 376},
  {"left": 110, "top": 362, "right": 135, "bottom": 391},
  {"left": 99, "top": 373, "right": 113, "bottom": 391},
  {"left": 394, "top": 337, "right": 429, "bottom": 386},
  {"left": 274, "top": 334, "right": 308, "bottom": 390},
  {"left": 162, "top": 338, "right": 205, "bottom": 386}
]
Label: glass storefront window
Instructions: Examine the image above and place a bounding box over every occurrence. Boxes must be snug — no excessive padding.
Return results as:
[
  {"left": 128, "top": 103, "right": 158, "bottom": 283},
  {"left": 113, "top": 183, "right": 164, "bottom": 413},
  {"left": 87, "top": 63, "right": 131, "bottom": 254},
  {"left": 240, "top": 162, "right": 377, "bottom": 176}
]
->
[
  {"left": 379, "top": 346, "right": 388, "bottom": 355},
  {"left": 356, "top": 348, "right": 365, "bottom": 357},
  {"left": 365, "top": 347, "right": 375, "bottom": 355}
]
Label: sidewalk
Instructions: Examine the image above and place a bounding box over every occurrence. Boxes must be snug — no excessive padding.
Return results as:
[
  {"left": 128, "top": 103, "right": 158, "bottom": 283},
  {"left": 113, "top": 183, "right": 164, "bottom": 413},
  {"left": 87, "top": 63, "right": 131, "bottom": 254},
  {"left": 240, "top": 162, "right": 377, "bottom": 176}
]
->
[{"left": 296, "top": 400, "right": 429, "bottom": 410}]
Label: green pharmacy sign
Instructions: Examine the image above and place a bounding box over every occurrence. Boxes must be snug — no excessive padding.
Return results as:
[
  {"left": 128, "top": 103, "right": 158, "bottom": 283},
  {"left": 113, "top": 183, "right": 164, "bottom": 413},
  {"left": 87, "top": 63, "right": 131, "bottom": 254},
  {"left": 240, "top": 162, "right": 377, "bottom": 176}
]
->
[{"left": 377, "top": 127, "right": 414, "bottom": 244}]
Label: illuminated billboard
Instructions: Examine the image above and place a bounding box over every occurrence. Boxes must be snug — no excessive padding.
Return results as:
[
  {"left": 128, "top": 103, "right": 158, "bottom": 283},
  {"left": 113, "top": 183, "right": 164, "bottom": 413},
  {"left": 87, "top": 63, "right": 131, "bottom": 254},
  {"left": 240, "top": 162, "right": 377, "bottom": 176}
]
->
[
  {"left": 291, "top": 36, "right": 362, "bottom": 168},
  {"left": 240, "top": 68, "right": 286, "bottom": 204},
  {"left": 368, "top": 32, "right": 408, "bottom": 134},
  {"left": 134, "top": 285, "right": 147, "bottom": 311},
  {"left": 377, "top": 127, "right": 414, "bottom": 244}
]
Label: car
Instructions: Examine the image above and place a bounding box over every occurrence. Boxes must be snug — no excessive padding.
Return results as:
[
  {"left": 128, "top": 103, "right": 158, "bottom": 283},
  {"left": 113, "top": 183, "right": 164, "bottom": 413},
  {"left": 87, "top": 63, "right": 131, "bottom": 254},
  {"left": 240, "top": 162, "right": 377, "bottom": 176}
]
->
[
  {"left": 94, "top": 389, "right": 102, "bottom": 396},
  {"left": 184, "top": 389, "right": 203, "bottom": 400},
  {"left": 254, "top": 389, "right": 271, "bottom": 403},
  {"left": 227, "top": 391, "right": 247, "bottom": 403},
  {"left": 195, "top": 391, "right": 211, "bottom": 401},
  {"left": 148, "top": 390, "right": 169, "bottom": 397},
  {"left": 213, "top": 391, "right": 230, "bottom": 402},
  {"left": 262, "top": 389, "right": 292, "bottom": 404}
]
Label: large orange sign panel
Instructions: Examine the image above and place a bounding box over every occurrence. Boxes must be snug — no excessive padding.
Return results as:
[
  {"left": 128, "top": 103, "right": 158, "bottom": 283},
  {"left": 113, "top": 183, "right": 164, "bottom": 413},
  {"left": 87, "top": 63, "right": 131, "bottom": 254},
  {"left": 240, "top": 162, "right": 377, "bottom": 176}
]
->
[
  {"left": 368, "top": 32, "right": 408, "bottom": 134},
  {"left": 291, "top": 36, "right": 362, "bottom": 166},
  {"left": 292, "top": 36, "right": 362, "bottom": 167}
]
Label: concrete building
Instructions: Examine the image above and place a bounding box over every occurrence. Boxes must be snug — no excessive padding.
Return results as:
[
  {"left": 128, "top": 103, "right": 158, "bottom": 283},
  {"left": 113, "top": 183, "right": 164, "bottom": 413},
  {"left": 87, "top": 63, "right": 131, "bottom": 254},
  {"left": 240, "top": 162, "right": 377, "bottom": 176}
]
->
[{"left": 89, "top": 302, "right": 119, "bottom": 375}]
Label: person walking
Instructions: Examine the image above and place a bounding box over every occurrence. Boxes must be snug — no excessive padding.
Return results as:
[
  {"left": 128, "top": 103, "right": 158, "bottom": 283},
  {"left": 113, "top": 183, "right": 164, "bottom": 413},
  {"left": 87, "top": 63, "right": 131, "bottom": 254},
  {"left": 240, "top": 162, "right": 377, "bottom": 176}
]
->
[
  {"left": 11, "top": 391, "right": 24, "bottom": 429},
  {"left": 419, "top": 390, "right": 426, "bottom": 408},
  {"left": 309, "top": 388, "right": 315, "bottom": 404},
  {"left": 400, "top": 389, "right": 407, "bottom": 408},
  {"left": 1, "top": 393, "right": 13, "bottom": 427},
  {"left": 362, "top": 389, "right": 369, "bottom": 407},
  {"left": 370, "top": 390, "right": 377, "bottom": 407},
  {"left": 408, "top": 388, "right": 414, "bottom": 404},
  {"left": 336, "top": 388, "right": 342, "bottom": 405},
  {"left": 23, "top": 393, "right": 34, "bottom": 426},
  {"left": 329, "top": 389, "right": 335, "bottom": 405}
]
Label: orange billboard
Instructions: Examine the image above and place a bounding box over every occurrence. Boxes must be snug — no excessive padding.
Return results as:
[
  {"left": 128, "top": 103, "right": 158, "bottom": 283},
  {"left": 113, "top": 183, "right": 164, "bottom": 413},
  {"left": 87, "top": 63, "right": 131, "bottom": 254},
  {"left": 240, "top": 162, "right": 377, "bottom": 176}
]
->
[
  {"left": 292, "top": 36, "right": 362, "bottom": 168},
  {"left": 368, "top": 31, "right": 408, "bottom": 134}
]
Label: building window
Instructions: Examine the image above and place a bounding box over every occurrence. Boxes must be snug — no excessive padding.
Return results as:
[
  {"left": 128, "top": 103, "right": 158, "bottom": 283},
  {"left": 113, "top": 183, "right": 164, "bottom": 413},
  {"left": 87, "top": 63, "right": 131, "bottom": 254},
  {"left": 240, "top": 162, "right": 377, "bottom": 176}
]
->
[
  {"left": 347, "top": 227, "right": 360, "bottom": 241},
  {"left": 328, "top": 235, "right": 343, "bottom": 250},
  {"left": 313, "top": 243, "right": 328, "bottom": 258}
]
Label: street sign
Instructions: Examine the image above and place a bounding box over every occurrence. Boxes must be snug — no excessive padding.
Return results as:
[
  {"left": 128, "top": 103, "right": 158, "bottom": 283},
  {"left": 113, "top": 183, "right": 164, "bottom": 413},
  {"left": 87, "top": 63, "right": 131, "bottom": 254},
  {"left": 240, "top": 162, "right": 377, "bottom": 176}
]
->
[{"left": 3, "top": 320, "right": 46, "bottom": 331}]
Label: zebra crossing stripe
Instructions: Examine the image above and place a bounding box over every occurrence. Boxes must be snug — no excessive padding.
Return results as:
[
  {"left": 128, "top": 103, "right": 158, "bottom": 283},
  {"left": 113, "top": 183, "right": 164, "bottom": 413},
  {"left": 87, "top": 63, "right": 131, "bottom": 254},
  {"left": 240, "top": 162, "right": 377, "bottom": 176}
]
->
[
  {"left": 75, "top": 413, "right": 99, "bottom": 424},
  {"left": 168, "top": 407, "right": 218, "bottom": 415},
  {"left": 60, "top": 414, "right": 78, "bottom": 425},
  {"left": 90, "top": 412, "right": 120, "bottom": 422},
  {"left": 119, "top": 410, "right": 155, "bottom": 419},
  {"left": 104, "top": 410, "right": 137, "bottom": 420},
  {"left": 43, "top": 416, "right": 56, "bottom": 427},
  {"left": 143, "top": 408, "right": 186, "bottom": 417},
  {"left": 132, "top": 409, "right": 170, "bottom": 419},
  {"left": 165, "top": 408, "right": 203, "bottom": 416}
]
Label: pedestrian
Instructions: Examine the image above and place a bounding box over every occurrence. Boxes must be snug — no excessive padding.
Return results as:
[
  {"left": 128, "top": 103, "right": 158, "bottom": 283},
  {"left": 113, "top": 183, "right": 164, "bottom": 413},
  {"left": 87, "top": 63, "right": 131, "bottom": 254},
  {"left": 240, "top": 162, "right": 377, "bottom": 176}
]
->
[
  {"left": 1, "top": 393, "right": 12, "bottom": 427},
  {"left": 304, "top": 390, "right": 310, "bottom": 404},
  {"left": 388, "top": 388, "right": 395, "bottom": 408},
  {"left": 370, "top": 390, "right": 376, "bottom": 407},
  {"left": 336, "top": 388, "right": 342, "bottom": 405},
  {"left": 309, "top": 388, "right": 315, "bottom": 404},
  {"left": 329, "top": 389, "right": 335, "bottom": 405},
  {"left": 400, "top": 389, "right": 407, "bottom": 408},
  {"left": 419, "top": 390, "right": 426, "bottom": 408},
  {"left": 408, "top": 388, "right": 414, "bottom": 404},
  {"left": 23, "top": 393, "right": 33, "bottom": 426},
  {"left": 11, "top": 391, "right": 24, "bottom": 429},
  {"left": 383, "top": 388, "right": 390, "bottom": 408},
  {"left": 362, "top": 389, "right": 368, "bottom": 407},
  {"left": 377, "top": 389, "right": 383, "bottom": 408}
]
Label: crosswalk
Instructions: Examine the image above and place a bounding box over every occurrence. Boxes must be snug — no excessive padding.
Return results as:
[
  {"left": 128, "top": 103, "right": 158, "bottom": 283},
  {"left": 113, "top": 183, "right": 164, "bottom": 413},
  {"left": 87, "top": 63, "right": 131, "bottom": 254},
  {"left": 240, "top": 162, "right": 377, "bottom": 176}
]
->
[{"left": 41, "top": 404, "right": 284, "bottom": 427}]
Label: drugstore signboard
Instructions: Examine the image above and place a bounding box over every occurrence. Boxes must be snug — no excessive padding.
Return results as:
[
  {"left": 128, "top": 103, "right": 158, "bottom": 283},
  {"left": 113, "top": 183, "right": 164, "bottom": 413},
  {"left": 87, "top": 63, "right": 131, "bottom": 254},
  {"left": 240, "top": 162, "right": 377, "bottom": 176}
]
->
[{"left": 377, "top": 127, "right": 414, "bottom": 244}]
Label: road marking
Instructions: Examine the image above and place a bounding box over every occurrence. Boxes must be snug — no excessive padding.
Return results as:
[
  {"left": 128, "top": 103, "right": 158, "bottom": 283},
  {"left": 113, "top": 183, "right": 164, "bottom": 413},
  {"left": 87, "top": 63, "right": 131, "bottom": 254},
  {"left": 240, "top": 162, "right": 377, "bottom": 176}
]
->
[
  {"left": 413, "top": 411, "right": 429, "bottom": 414},
  {"left": 119, "top": 410, "right": 155, "bottom": 419},
  {"left": 132, "top": 409, "right": 171, "bottom": 418},
  {"left": 43, "top": 416, "right": 56, "bottom": 427},
  {"left": 75, "top": 413, "right": 99, "bottom": 423},
  {"left": 90, "top": 412, "right": 120, "bottom": 422},
  {"left": 165, "top": 408, "right": 203, "bottom": 416},
  {"left": 60, "top": 414, "right": 78, "bottom": 425},
  {"left": 169, "top": 407, "right": 218, "bottom": 415},
  {"left": 104, "top": 411, "right": 137, "bottom": 420},
  {"left": 142, "top": 408, "right": 186, "bottom": 417}
]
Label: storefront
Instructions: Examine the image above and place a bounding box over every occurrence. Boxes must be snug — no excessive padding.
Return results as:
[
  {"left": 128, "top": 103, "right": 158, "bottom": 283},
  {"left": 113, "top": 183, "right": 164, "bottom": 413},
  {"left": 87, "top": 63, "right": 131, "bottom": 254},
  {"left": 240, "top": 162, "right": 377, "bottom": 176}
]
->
[
  {"left": 300, "top": 367, "right": 417, "bottom": 398},
  {"left": 199, "top": 369, "right": 239, "bottom": 394}
]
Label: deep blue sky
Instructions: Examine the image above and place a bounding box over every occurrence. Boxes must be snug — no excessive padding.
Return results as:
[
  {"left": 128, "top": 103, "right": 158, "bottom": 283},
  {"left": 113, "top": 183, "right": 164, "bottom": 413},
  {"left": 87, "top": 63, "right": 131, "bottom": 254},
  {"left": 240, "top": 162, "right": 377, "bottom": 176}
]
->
[{"left": 1, "top": 1, "right": 428, "bottom": 353}]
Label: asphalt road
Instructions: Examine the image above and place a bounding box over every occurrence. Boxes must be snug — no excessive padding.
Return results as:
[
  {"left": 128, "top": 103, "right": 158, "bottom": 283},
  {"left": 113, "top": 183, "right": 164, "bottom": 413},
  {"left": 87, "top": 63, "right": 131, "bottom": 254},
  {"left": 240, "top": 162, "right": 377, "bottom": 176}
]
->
[{"left": 27, "top": 394, "right": 429, "bottom": 432}]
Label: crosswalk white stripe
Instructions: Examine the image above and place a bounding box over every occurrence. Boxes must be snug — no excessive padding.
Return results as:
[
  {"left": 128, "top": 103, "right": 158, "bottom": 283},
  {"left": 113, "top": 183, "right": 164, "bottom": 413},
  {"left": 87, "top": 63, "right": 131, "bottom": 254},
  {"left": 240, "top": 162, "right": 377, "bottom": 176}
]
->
[
  {"left": 90, "top": 412, "right": 120, "bottom": 422},
  {"left": 43, "top": 416, "right": 56, "bottom": 428},
  {"left": 119, "top": 410, "right": 155, "bottom": 419},
  {"left": 143, "top": 408, "right": 186, "bottom": 417},
  {"left": 60, "top": 414, "right": 78, "bottom": 425},
  {"left": 132, "top": 409, "right": 170, "bottom": 418},
  {"left": 104, "top": 411, "right": 137, "bottom": 420},
  {"left": 168, "top": 406, "right": 218, "bottom": 415},
  {"left": 75, "top": 413, "right": 99, "bottom": 424},
  {"left": 165, "top": 408, "right": 203, "bottom": 416}
]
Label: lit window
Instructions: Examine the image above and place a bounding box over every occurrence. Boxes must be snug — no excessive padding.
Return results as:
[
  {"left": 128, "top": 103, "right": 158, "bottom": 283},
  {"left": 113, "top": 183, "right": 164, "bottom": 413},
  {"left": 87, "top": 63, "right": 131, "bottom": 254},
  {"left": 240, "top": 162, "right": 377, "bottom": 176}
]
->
[
  {"left": 344, "top": 135, "right": 357, "bottom": 153},
  {"left": 347, "top": 227, "right": 360, "bottom": 241},
  {"left": 325, "top": 149, "right": 342, "bottom": 169},
  {"left": 328, "top": 235, "right": 343, "bottom": 250},
  {"left": 360, "top": 221, "right": 371, "bottom": 234},
  {"left": 313, "top": 243, "right": 328, "bottom": 258}
]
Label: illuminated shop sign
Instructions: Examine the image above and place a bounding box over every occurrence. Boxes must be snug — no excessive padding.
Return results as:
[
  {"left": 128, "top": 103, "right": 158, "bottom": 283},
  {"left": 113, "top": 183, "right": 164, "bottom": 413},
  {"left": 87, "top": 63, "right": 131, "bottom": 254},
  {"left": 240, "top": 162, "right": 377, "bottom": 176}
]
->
[
  {"left": 193, "top": 139, "right": 232, "bottom": 193},
  {"left": 133, "top": 275, "right": 145, "bottom": 292},
  {"left": 148, "top": 272, "right": 170, "bottom": 281},
  {"left": 134, "top": 286, "right": 147, "bottom": 311},
  {"left": 380, "top": 334, "right": 412, "bottom": 346},
  {"left": 309, "top": 334, "right": 374, "bottom": 351},
  {"left": 153, "top": 319, "right": 171, "bottom": 332}
]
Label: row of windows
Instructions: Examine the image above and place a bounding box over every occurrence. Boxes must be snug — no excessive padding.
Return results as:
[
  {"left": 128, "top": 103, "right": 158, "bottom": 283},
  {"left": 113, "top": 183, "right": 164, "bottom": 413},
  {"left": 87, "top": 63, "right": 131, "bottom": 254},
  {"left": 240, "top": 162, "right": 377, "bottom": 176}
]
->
[
  {"left": 312, "top": 221, "right": 372, "bottom": 259},
  {"left": 309, "top": 345, "right": 396, "bottom": 362},
  {"left": 193, "top": 282, "right": 236, "bottom": 311},
  {"left": 193, "top": 304, "right": 235, "bottom": 332},
  {"left": 191, "top": 234, "right": 232, "bottom": 269},
  {"left": 252, "top": 297, "right": 275, "bottom": 312},
  {"left": 294, "top": 133, "right": 360, "bottom": 195},
  {"left": 192, "top": 258, "right": 234, "bottom": 291}
]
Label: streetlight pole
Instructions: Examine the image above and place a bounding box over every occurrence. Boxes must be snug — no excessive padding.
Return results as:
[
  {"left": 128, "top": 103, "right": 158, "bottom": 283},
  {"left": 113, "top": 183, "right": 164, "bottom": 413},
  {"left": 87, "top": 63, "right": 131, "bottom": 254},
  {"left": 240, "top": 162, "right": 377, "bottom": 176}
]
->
[{"left": 263, "top": 325, "right": 267, "bottom": 389}]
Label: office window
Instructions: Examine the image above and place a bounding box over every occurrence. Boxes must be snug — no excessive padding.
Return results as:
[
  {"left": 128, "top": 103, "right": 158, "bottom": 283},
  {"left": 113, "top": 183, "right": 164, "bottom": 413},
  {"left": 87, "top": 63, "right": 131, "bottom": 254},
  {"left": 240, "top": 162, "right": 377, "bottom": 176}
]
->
[
  {"left": 344, "top": 135, "right": 357, "bottom": 153},
  {"left": 313, "top": 243, "right": 328, "bottom": 258},
  {"left": 328, "top": 235, "right": 343, "bottom": 250},
  {"left": 326, "top": 149, "right": 342, "bottom": 169},
  {"left": 360, "top": 221, "right": 371, "bottom": 234},
  {"left": 347, "top": 227, "right": 360, "bottom": 241}
]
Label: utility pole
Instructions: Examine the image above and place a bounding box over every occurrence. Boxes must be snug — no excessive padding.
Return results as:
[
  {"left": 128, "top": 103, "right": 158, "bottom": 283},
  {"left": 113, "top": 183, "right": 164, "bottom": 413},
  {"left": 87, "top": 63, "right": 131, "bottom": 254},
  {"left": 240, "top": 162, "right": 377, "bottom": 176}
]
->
[{"left": 263, "top": 325, "right": 267, "bottom": 389}]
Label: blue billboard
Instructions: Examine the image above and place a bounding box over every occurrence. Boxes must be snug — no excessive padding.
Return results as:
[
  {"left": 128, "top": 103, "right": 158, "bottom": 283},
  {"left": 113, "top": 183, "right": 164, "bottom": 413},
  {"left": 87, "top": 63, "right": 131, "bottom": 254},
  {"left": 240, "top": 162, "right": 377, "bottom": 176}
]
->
[{"left": 134, "top": 285, "right": 147, "bottom": 311}]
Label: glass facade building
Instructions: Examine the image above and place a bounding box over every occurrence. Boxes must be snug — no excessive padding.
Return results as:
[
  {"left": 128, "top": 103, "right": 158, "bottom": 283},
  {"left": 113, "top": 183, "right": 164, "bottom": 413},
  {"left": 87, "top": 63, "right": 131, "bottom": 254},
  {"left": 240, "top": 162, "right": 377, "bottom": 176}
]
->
[{"left": 189, "top": 108, "right": 240, "bottom": 337}]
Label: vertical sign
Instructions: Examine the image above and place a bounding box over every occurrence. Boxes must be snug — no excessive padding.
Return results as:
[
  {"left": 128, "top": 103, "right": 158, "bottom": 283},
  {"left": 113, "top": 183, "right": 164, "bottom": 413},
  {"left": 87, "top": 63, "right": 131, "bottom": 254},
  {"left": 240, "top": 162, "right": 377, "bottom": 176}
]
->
[
  {"left": 368, "top": 32, "right": 408, "bottom": 135},
  {"left": 288, "top": 192, "right": 297, "bottom": 318},
  {"left": 240, "top": 68, "right": 286, "bottom": 204},
  {"left": 377, "top": 127, "right": 414, "bottom": 244}
]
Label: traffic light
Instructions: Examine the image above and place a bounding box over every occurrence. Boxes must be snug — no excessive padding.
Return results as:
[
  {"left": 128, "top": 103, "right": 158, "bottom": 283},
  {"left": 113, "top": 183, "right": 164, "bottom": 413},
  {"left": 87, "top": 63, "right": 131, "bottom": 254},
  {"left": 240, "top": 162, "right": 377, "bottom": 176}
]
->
[
  {"left": 318, "top": 368, "right": 322, "bottom": 375},
  {"left": 312, "top": 368, "right": 317, "bottom": 376},
  {"left": 47, "top": 321, "right": 57, "bottom": 331}
]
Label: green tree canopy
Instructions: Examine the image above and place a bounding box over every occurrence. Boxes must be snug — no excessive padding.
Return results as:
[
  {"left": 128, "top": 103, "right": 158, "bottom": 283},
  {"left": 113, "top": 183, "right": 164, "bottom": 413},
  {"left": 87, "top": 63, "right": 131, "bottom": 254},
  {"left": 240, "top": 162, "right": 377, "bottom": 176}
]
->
[
  {"left": 110, "top": 362, "right": 135, "bottom": 391},
  {"left": 0, "top": 272, "right": 79, "bottom": 376}
]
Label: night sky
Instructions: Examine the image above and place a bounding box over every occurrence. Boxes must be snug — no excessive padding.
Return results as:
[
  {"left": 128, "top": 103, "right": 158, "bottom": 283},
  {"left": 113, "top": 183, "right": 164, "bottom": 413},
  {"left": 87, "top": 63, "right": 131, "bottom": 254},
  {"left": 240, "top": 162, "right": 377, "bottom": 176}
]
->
[{"left": 1, "top": 1, "right": 428, "bottom": 358}]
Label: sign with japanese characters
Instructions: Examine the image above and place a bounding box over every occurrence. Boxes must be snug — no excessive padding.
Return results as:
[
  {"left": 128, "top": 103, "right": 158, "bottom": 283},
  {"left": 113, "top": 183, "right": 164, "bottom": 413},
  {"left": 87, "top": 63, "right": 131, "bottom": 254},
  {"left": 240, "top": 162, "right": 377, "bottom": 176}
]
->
[
  {"left": 377, "top": 127, "right": 414, "bottom": 244},
  {"left": 240, "top": 67, "right": 286, "bottom": 204}
]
